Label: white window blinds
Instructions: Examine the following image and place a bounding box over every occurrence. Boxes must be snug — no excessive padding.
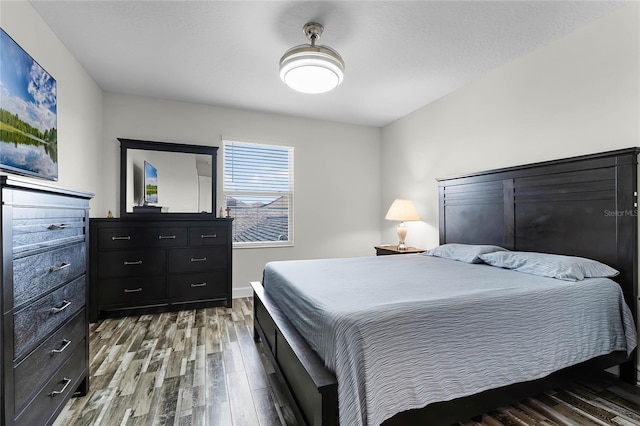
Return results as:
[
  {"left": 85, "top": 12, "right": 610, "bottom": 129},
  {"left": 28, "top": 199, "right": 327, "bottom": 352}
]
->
[{"left": 223, "top": 140, "right": 294, "bottom": 246}]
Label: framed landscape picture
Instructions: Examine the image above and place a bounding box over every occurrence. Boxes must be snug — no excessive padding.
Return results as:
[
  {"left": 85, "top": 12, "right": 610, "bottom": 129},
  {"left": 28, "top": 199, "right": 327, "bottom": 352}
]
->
[{"left": 0, "top": 27, "right": 58, "bottom": 180}]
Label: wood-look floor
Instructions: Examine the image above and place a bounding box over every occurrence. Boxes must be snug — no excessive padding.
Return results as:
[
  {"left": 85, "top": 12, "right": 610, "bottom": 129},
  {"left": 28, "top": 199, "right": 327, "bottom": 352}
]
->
[{"left": 55, "top": 298, "right": 640, "bottom": 426}]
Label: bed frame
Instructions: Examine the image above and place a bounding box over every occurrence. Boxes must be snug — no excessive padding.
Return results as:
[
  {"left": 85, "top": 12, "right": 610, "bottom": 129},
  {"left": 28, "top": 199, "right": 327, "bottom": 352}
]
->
[{"left": 252, "top": 147, "right": 639, "bottom": 426}]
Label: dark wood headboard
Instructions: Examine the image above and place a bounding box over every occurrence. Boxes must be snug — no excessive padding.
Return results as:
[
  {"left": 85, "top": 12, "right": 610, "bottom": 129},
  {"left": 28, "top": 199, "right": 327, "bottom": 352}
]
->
[{"left": 437, "top": 147, "right": 639, "bottom": 383}]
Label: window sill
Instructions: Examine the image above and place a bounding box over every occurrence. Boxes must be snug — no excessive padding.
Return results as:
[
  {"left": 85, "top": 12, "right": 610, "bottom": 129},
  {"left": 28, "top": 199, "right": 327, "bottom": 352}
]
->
[{"left": 233, "top": 242, "right": 294, "bottom": 249}]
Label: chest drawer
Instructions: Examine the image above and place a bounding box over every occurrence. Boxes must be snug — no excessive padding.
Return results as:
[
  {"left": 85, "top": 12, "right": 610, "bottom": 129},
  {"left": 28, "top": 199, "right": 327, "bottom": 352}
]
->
[
  {"left": 189, "top": 226, "right": 228, "bottom": 246},
  {"left": 168, "top": 247, "right": 227, "bottom": 273},
  {"left": 12, "top": 208, "right": 86, "bottom": 255},
  {"left": 168, "top": 271, "right": 227, "bottom": 302},
  {"left": 14, "top": 276, "right": 85, "bottom": 359},
  {"left": 98, "top": 276, "right": 167, "bottom": 308},
  {"left": 98, "top": 249, "right": 166, "bottom": 278},
  {"left": 13, "top": 243, "right": 86, "bottom": 309},
  {"left": 14, "top": 310, "right": 86, "bottom": 412},
  {"left": 98, "top": 227, "right": 187, "bottom": 249},
  {"left": 14, "top": 342, "right": 86, "bottom": 426}
]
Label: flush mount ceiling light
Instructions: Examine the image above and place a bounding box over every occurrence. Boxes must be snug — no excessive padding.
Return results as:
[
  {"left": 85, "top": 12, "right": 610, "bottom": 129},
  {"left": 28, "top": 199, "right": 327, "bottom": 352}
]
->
[{"left": 279, "top": 22, "right": 345, "bottom": 94}]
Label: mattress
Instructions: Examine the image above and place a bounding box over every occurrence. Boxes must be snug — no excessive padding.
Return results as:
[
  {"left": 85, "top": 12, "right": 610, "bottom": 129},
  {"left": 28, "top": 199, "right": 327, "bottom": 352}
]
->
[{"left": 262, "top": 254, "right": 637, "bottom": 426}]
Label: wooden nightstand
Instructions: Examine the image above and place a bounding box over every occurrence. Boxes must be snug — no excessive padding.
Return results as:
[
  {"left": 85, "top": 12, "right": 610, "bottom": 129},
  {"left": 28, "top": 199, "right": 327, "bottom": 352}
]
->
[{"left": 375, "top": 245, "right": 425, "bottom": 256}]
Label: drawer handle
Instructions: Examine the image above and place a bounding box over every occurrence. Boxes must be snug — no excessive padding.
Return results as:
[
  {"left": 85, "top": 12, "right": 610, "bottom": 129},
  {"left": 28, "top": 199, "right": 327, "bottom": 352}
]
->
[
  {"left": 124, "top": 287, "right": 143, "bottom": 293},
  {"left": 200, "top": 234, "right": 217, "bottom": 239},
  {"left": 51, "top": 300, "right": 72, "bottom": 314},
  {"left": 112, "top": 236, "right": 131, "bottom": 241},
  {"left": 48, "top": 223, "right": 68, "bottom": 230},
  {"left": 124, "top": 260, "right": 143, "bottom": 265},
  {"left": 190, "top": 257, "right": 207, "bottom": 262},
  {"left": 51, "top": 339, "right": 72, "bottom": 354},
  {"left": 50, "top": 377, "right": 72, "bottom": 397},
  {"left": 49, "top": 262, "right": 71, "bottom": 272},
  {"left": 158, "top": 235, "right": 176, "bottom": 240},
  {"left": 191, "top": 282, "right": 207, "bottom": 288}
]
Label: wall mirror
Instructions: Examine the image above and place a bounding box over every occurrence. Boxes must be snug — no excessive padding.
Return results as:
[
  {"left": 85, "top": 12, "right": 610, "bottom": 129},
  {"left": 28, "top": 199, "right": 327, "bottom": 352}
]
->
[{"left": 119, "top": 138, "right": 218, "bottom": 217}]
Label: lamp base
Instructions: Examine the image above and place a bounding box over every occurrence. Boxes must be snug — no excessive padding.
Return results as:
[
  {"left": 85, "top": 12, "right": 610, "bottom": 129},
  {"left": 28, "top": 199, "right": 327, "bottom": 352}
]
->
[{"left": 396, "top": 222, "right": 408, "bottom": 251}]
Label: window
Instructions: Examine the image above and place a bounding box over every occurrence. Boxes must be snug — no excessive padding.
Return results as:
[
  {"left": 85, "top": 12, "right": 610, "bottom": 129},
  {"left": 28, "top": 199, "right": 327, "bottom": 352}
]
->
[{"left": 223, "top": 140, "right": 294, "bottom": 247}]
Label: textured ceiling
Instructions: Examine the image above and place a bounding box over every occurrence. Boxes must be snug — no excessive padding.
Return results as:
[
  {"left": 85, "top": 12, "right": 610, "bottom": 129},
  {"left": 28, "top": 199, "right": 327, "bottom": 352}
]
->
[{"left": 29, "top": 1, "right": 625, "bottom": 127}]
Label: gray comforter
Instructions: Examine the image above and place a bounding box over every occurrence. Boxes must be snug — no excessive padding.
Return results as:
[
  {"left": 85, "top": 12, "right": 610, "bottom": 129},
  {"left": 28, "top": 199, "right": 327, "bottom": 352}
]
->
[{"left": 263, "top": 254, "right": 637, "bottom": 426}]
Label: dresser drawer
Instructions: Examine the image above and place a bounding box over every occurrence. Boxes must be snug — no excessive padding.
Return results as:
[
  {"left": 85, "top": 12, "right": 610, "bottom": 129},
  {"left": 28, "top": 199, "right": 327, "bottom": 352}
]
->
[
  {"left": 13, "top": 243, "right": 86, "bottom": 309},
  {"left": 14, "top": 310, "right": 85, "bottom": 412},
  {"left": 98, "top": 249, "right": 165, "bottom": 278},
  {"left": 98, "top": 226, "right": 187, "bottom": 249},
  {"left": 4, "top": 186, "right": 90, "bottom": 210},
  {"left": 14, "top": 276, "right": 85, "bottom": 359},
  {"left": 98, "top": 276, "right": 167, "bottom": 308},
  {"left": 168, "top": 271, "right": 228, "bottom": 302},
  {"left": 168, "top": 247, "right": 227, "bottom": 273},
  {"left": 14, "top": 343, "right": 86, "bottom": 426},
  {"left": 189, "top": 226, "right": 228, "bottom": 246},
  {"left": 12, "top": 208, "right": 86, "bottom": 254},
  {"left": 97, "top": 227, "right": 145, "bottom": 249}
]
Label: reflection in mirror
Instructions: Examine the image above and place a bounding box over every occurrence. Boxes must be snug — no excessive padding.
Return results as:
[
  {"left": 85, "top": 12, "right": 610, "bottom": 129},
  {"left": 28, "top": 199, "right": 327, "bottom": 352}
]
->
[{"left": 125, "top": 149, "right": 213, "bottom": 213}]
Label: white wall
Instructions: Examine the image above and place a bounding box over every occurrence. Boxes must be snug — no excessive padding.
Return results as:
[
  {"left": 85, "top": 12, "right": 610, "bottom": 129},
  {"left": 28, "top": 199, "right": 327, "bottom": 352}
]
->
[
  {"left": 381, "top": 3, "right": 639, "bottom": 250},
  {"left": 102, "top": 93, "right": 382, "bottom": 294},
  {"left": 1, "top": 2, "right": 103, "bottom": 205}
]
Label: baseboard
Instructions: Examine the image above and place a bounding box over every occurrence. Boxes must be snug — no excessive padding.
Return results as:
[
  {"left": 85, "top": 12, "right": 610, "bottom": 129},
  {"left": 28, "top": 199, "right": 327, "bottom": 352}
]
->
[{"left": 233, "top": 286, "right": 253, "bottom": 299}]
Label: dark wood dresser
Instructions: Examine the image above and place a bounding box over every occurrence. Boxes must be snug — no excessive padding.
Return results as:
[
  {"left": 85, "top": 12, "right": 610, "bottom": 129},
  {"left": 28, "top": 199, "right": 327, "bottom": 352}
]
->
[
  {"left": 1, "top": 176, "right": 92, "bottom": 426},
  {"left": 89, "top": 216, "right": 233, "bottom": 321}
]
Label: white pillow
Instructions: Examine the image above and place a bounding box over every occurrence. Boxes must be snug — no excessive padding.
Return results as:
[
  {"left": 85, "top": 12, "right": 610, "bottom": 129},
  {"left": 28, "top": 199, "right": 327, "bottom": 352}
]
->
[
  {"left": 423, "top": 243, "right": 509, "bottom": 264},
  {"left": 478, "top": 251, "right": 619, "bottom": 281}
]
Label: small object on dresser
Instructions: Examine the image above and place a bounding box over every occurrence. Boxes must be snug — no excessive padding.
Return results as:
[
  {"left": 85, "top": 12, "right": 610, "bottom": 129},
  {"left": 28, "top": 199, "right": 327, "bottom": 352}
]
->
[
  {"left": 219, "top": 207, "right": 224, "bottom": 218},
  {"left": 107, "top": 210, "right": 114, "bottom": 218},
  {"left": 225, "top": 206, "right": 231, "bottom": 217}
]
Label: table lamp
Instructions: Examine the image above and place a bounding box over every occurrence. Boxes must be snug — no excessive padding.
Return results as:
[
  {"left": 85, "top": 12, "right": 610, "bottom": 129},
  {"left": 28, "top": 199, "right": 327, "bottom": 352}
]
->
[{"left": 385, "top": 199, "right": 420, "bottom": 251}]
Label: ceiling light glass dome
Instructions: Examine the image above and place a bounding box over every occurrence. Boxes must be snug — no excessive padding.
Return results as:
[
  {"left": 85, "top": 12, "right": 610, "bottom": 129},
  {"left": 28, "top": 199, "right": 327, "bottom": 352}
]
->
[{"left": 279, "top": 22, "right": 345, "bottom": 94}]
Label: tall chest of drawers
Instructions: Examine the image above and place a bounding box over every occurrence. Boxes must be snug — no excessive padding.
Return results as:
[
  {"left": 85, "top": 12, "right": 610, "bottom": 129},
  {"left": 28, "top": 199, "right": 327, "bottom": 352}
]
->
[
  {"left": 1, "top": 176, "right": 92, "bottom": 426},
  {"left": 89, "top": 217, "right": 232, "bottom": 321}
]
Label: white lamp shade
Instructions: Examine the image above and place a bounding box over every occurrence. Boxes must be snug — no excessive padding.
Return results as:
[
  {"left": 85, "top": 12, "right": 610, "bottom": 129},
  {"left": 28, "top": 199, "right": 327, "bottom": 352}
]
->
[{"left": 385, "top": 199, "right": 420, "bottom": 221}]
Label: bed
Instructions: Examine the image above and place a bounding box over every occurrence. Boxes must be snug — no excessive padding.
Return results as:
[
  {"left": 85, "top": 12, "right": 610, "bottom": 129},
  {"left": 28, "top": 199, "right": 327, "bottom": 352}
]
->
[{"left": 251, "top": 147, "right": 640, "bottom": 425}]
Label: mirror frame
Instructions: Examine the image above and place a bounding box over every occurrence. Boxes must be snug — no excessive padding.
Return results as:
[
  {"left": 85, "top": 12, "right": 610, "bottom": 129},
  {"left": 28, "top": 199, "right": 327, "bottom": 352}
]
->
[{"left": 119, "top": 138, "right": 218, "bottom": 217}]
